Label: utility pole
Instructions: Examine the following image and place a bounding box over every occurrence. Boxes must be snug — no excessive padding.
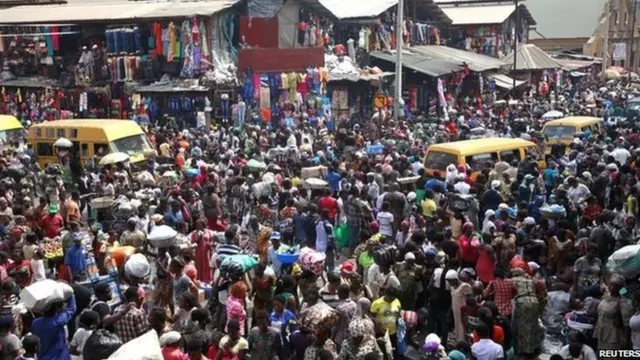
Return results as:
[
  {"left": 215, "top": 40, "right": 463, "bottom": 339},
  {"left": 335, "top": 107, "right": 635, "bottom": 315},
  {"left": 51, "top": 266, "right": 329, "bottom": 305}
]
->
[
  {"left": 603, "top": 0, "right": 611, "bottom": 72},
  {"left": 513, "top": 0, "right": 519, "bottom": 89},
  {"left": 394, "top": 0, "right": 404, "bottom": 121},
  {"left": 631, "top": 0, "right": 638, "bottom": 72}
]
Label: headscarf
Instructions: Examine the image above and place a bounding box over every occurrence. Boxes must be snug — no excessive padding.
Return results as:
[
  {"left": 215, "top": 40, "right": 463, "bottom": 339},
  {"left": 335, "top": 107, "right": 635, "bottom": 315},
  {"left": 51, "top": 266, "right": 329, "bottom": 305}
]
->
[
  {"left": 482, "top": 209, "right": 496, "bottom": 234},
  {"left": 445, "top": 164, "right": 458, "bottom": 185},
  {"left": 355, "top": 298, "right": 371, "bottom": 318},
  {"left": 348, "top": 318, "right": 369, "bottom": 338}
]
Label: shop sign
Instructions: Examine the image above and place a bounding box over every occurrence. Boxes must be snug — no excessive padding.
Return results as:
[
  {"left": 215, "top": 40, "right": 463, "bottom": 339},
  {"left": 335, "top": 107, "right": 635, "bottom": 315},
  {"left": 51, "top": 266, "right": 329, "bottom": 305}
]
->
[
  {"left": 613, "top": 43, "right": 627, "bottom": 61},
  {"left": 374, "top": 93, "right": 387, "bottom": 108}
]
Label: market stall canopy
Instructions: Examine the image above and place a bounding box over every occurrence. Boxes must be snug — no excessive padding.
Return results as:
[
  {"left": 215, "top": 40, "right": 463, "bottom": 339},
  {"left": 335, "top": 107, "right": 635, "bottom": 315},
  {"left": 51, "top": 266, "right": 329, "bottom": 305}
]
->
[
  {"left": 411, "top": 45, "right": 509, "bottom": 72},
  {"left": 0, "top": 0, "right": 240, "bottom": 24},
  {"left": 306, "top": 0, "right": 397, "bottom": 19},
  {"left": 555, "top": 58, "right": 601, "bottom": 71},
  {"left": 370, "top": 50, "right": 464, "bottom": 77},
  {"left": 99, "top": 152, "right": 130, "bottom": 166},
  {"left": 486, "top": 74, "right": 526, "bottom": 90},
  {"left": 503, "top": 44, "right": 561, "bottom": 71},
  {"left": 439, "top": 3, "right": 536, "bottom": 26}
]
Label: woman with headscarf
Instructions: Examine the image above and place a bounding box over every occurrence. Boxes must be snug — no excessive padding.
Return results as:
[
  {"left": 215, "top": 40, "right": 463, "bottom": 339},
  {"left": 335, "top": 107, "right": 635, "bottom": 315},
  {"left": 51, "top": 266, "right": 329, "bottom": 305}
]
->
[
  {"left": 445, "top": 164, "right": 459, "bottom": 186},
  {"left": 448, "top": 270, "right": 473, "bottom": 344},
  {"left": 481, "top": 210, "right": 496, "bottom": 235},
  {"left": 481, "top": 180, "right": 503, "bottom": 213},
  {"left": 595, "top": 273, "right": 633, "bottom": 350},
  {"left": 337, "top": 318, "right": 383, "bottom": 360},
  {"left": 459, "top": 222, "right": 479, "bottom": 268},
  {"left": 225, "top": 281, "right": 247, "bottom": 337},
  {"left": 354, "top": 297, "right": 375, "bottom": 334},
  {"left": 511, "top": 268, "right": 542, "bottom": 356},
  {"left": 189, "top": 219, "right": 214, "bottom": 284}
]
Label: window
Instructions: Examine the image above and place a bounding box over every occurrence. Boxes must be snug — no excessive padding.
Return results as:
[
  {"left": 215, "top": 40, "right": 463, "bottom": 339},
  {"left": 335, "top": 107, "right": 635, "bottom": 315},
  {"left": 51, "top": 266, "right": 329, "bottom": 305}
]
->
[
  {"left": 465, "top": 153, "right": 497, "bottom": 171},
  {"left": 94, "top": 143, "right": 110, "bottom": 156},
  {"left": 37, "top": 143, "right": 54, "bottom": 156},
  {"left": 56, "top": 128, "right": 65, "bottom": 138},
  {"left": 35, "top": 128, "right": 42, "bottom": 137},
  {"left": 499, "top": 149, "right": 521, "bottom": 163},
  {"left": 45, "top": 128, "right": 54, "bottom": 138},
  {"left": 543, "top": 125, "right": 576, "bottom": 139},
  {"left": 81, "top": 143, "right": 89, "bottom": 157},
  {"left": 425, "top": 151, "right": 458, "bottom": 172},
  {"left": 70, "top": 129, "right": 78, "bottom": 138},
  {"left": 525, "top": 146, "right": 542, "bottom": 161},
  {"left": 111, "top": 134, "right": 153, "bottom": 155}
]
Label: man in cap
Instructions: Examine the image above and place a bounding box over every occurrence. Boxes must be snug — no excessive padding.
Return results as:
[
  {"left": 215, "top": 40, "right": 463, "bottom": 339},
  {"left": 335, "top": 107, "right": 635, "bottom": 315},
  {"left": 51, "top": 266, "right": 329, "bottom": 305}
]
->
[{"left": 41, "top": 204, "right": 64, "bottom": 239}]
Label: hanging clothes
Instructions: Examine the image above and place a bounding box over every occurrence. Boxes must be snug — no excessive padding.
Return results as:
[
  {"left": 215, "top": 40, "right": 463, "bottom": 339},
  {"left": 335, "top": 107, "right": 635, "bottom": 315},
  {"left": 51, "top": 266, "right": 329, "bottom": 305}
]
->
[
  {"left": 51, "top": 26, "right": 60, "bottom": 51},
  {"left": 44, "top": 26, "right": 54, "bottom": 56},
  {"left": 168, "top": 22, "right": 176, "bottom": 61},
  {"left": 153, "top": 22, "right": 163, "bottom": 55}
]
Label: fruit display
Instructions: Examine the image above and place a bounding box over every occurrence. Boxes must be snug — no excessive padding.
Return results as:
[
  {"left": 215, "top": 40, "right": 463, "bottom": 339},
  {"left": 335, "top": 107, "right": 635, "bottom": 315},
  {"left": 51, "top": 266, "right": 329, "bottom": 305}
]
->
[{"left": 42, "top": 242, "right": 63, "bottom": 259}]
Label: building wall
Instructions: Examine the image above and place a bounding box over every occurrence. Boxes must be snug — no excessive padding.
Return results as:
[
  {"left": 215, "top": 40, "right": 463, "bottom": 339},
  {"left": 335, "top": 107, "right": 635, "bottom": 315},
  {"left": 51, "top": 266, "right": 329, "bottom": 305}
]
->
[
  {"left": 584, "top": 0, "right": 640, "bottom": 71},
  {"left": 529, "top": 37, "right": 590, "bottom": 52}
]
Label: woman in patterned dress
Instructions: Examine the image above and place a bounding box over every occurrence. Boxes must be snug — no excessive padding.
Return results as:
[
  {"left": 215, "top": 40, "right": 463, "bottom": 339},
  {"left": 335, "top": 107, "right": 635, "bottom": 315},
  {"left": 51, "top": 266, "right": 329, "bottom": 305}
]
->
[{"left": 511, "top": 268, "right": 542, "bottom": 356}]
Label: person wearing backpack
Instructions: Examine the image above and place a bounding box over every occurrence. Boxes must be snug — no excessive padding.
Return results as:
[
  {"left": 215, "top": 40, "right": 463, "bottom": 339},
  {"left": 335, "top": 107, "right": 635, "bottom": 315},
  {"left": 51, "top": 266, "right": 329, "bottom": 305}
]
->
[{"left": 315, "top": 209, "right": 337, "bottom": 273}]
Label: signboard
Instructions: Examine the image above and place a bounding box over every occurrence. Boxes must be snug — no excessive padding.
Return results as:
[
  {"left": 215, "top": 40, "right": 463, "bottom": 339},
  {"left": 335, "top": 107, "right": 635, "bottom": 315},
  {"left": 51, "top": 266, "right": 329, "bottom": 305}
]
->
[
  {"left": 374, "top": 93, "right": 387, "bottom": 108},
  {"left": 613, "top": 43, "right": 627, "bottom": 61},
  {"left": 488, "top": 81, "right": 496, "bottom": 91}
]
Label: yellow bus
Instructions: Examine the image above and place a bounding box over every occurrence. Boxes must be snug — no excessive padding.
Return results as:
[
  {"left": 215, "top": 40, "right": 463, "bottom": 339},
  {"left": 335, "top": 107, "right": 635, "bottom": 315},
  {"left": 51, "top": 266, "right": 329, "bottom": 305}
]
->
[
  {"left": 0, "top": 115, "right": 24, "bottom": 148},
  {"left": 542, "top": 116, "right": 603, "bottom": 154},
  {"left": 27, "top": 120, "right": 153, "bottom": 171},
  {"left": 423, "top": 138, "right": 545, "bottom": 179}
]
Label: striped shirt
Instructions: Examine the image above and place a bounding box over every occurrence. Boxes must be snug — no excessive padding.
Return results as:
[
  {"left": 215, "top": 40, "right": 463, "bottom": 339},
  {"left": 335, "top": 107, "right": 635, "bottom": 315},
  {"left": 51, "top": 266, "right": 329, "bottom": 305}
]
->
[
  {"left": 216, "top": 243, "right": 242, "bottom": 257},
  {"left": 318, "top": 284, "right": 340, "bottom": 309}
]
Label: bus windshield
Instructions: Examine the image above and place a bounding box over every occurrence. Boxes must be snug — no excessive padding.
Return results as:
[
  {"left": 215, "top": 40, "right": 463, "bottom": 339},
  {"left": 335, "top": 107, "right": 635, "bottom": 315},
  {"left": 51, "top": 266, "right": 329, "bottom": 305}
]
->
[
  {"left": 543, "top": 125, "right": 576, "bottom": 139},
  {"left": 111, "top": 134, "right": 153, "bottom": 156}
]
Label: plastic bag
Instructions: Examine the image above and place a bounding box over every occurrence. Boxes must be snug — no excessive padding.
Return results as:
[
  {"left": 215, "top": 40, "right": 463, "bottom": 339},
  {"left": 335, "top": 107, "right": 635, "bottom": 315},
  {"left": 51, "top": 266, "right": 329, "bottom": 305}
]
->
[
  {"left": 83, "top": 329, "right": 123, "bottom": 360},
  {"left": 20, "top": 280, "right": 73, "bottom": 312},
  {"left": 607, "top": 244, "right": 640, "bottom": 279},
  {"left": 124, "top": 253, "right": 150, "bottom": 279},
  {"left": 108, "top": 330, "right": 162, "bottom": 360},
  {"left": 372, "top": 245, "right": 397, "bottom": 266},
  {"left": 298, "top": 302, "right": 338, "bottom": 334},
  {"left": 334, "top": 224, "right": 350, "bottom": 250},
  {"left": 221, "top": 254, "right": 258, "bottom": 272}
]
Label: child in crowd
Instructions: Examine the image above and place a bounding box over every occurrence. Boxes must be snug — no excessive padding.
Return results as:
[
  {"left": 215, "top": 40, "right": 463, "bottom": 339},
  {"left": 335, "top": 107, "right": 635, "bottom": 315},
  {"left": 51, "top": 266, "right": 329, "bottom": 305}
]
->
[
  {"left": 16, "top": 334, "right": 40, "bottom": 360},
  {"left": 70, "top": 310, "right": 100, "bottom": 360}
]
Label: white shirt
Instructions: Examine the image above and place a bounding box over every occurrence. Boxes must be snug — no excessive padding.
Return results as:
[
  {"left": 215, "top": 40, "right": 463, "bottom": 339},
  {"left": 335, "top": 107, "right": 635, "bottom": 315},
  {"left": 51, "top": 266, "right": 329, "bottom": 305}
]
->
[
  {"left": 71, "top": 328, "right": 94, "bottom": 360},
  {"left": 454, "top": 181, "right": 470, "bottom": 194},
  {"left": 431, "top": 268, "right": 457, "bottom": 290},
  {"left": 612, "top": 147, "right": 631, "bottom": 164},
  {"left": 377, "top": 211, "right": 394, "bottom": 237},
  {"left": 567, "top": 184, "right": 591, "bottom": 204},
  {"left": 471, "top": 339, "right": 504, "bottom": 360}
]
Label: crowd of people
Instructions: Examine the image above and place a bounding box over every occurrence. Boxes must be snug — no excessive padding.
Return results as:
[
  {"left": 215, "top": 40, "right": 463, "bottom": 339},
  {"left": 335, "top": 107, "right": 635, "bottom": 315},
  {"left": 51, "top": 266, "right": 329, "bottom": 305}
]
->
[{"left": 0, "top": 75, "right": 638, "bottom": 360}]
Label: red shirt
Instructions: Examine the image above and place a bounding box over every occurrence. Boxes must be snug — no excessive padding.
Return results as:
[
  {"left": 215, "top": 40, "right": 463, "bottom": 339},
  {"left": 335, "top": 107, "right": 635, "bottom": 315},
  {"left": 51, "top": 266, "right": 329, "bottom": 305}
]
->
[
  {"left": 476, "top": 249, "right": 495, "bottom": 283},
  {"left": 162, "top": 345, "right": 187, "bottom": 360},
  {"left": 318, "top": 196, "right": 338, "bottom": 220},
  {"left": 40, "top": 214, "right": 64, "bottom": 238},
  {"left": 459, "top": 234, "right": 479, "bottom": 263}
]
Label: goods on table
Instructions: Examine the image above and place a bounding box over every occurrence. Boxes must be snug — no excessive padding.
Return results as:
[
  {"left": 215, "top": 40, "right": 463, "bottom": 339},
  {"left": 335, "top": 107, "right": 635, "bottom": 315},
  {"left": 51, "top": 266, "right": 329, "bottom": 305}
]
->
[
  {"left": 301, "top": 166, "right": 327, "bottom": 180},
  {"left": 20, "top": 280, "right": 73, "bottom": 312},
  {"left": 147, "top": 225, "right": 178, "bottom": 248},
  {"left": 275, "top": 244, "right": 299, "bottom": 265},
  {"left": 84, "top": 329, "right": 123, "bottom": 360},
  {"left": 124, "top": 253, "right": 151, "bottom": 279},
  {"left": 607, "top": 244, "right": 640, "bottom": 279},
  {"left": 108, "top": 330, "right": 162, "bottom": 360},
  {"left": 372, "top": 244, "right": 397, "bottom": 266},
  {"left": 298, "top": 302, "right": 339, "bottom": 334},
  {"left": 299, "top": 247, "right": 326, "bottom": 275},
  {"left": 42, "top": 241, "right": 63, "bottom": 259}
]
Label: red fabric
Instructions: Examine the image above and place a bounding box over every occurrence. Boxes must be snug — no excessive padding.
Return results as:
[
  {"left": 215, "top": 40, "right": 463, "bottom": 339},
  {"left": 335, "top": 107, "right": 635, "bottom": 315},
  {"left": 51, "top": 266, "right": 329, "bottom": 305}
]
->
[
  {"left": 318, "top": 196, "right": 338, "bottom": 220},
  {"left": 459, "top": 234, "right": 479, "bottom": 263},
  {"left": 40, "top": 214, "right": 64, "bottom": 238},
  {"left": 509, "top": 255, "right": 531, "bottom": 275},
  {"left": 154, "top": 22, "right": 163, "bottom": 56},
  {"left": 162, "top": 345, "right": 187, "bottom": 360},
  {"left": 473, "top": 326, "right": 505, "bottom": 345},
  {"left": 483, "top": 278, "right": 514, "bottom": 317},
  {"left": 51, "top": 26, "right": 60, "bottom": 51},
  {"left": 190, "top": 230, "right": 213, "bottom": 283},
  {"left": 207, "top": 216, "right": 227, "bottom": 232},
  {"left": 476, "top": 249, "right": 494, "bottom": 283}
]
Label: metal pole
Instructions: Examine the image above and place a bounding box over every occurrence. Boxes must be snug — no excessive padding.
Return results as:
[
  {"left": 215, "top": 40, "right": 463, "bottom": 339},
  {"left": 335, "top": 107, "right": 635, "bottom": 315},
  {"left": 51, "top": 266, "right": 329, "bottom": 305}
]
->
[
  {"left": 394, "top": 0, "right": 404, "bottom": 121},
  {"left": 603, "top": 0, "right": 611, "bottom": 72},
  {"left": 631, "top": 0, "right": 638, "bottom": 72},
  {"left": 513, "top": 0, "right": 519, "bottom": 89}
]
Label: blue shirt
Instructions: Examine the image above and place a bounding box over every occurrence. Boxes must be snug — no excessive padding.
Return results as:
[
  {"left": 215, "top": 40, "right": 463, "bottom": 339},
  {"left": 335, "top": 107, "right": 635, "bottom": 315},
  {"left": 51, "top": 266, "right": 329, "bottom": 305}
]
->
[
  {"left": 543, "top": 169, "right": 559, "bottom": 187},
  {"left": 425, "top": 178, "right": 445, "bottom": 192},
  {"left": 32, "top": 296, "right": 76, "bottom": 360},
  {"left": 326, "top": 172, "right": 341, "bottom": 192},
  {"left": 293, "top": 213, "right": 307, "bottom": 245},
  {"left": 270, "top": 309, "right": 297, "bottom": 335},
  {"left": 63, "top": 245, "right": 87, "bottom": 276},
  {"left": 164, "top": 210, "right": 184, "bottom": 229}
]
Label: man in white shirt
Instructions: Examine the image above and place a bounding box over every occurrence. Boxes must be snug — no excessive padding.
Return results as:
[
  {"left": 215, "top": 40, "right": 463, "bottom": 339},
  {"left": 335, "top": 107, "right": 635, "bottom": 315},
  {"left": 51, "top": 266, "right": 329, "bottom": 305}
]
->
[
  {"left": 453, "top": 175, "right": 470, "bottom": 194},
  {"left": 611, "top": 143, "right": 631, "bottom": 165},
  {"left": 566, "top": 177, "right": 591, "bottom": 205},
  {"left": 376, "top": 202, "right": 394, "bottom": 240},
  {"left": 471, "top": 323, "right": 504, "bottom": 360}
]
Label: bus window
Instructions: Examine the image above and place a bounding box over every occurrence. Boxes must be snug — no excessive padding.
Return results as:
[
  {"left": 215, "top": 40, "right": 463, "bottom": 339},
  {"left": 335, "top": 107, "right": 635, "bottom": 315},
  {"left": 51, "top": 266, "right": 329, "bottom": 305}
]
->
[
  {"left": 94, "top": 143, "right": 109, "bottom": 156},
  {"left": 525, "top": 146, "right": 542, "bottom": 160},
  {"left": 35, "top": 128, "right": 42, "bottom": 137},
  {"left": 465, "top": 153, "right": 497, "bottom": 171},
  {"left": 499, "top": 150, "right": 521, "bottom": 163},
  {"left": 81, "top": 143, "right": 89, "bottom": 157},
  {"left": 37, "top": 143, "right": 54, "bottom": 156},
  {"left": 70, "top": 129, "right": 78, "bottom": 138},
  {"left": 45, "top": 128, "right": 54, "bottom": 138},
  {"left": 425, "top": 151, "right": 458, "bottom": 171},
  {"left": 56, "top": 128, "right": 65, "bottom": 138}
]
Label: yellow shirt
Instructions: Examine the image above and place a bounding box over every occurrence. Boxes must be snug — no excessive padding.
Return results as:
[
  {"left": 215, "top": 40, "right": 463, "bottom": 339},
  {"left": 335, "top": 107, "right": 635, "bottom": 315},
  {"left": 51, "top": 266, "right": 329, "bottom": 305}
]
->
[
  {"left": 292, "top": 176, "right": 301, "bottom": 189},
  {"left": 159, "top": 143, "right": 171, "bottom": 156},
  {"left": 421, "top": 198, "right": 437, "bottom": 217},
  {"left": 370, "top": 297, "right": 401, "bottom": 335}
]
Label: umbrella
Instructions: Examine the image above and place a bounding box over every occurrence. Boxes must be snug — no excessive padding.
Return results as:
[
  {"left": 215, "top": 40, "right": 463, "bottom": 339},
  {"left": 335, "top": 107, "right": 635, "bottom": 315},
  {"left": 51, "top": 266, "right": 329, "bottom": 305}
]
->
[
  {"left": 53, "top": 137, "right": 72, "bottom": 148},
  {"left": 99, "top": 152, "right": 130, "bottom": 166},
  {"left": 542, "top": 110, "right": 563, "bottom": 119}
]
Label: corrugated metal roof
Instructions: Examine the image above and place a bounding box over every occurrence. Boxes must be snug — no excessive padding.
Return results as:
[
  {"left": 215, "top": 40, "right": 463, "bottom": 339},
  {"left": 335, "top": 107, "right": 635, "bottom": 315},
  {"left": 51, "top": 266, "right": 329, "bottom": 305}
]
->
[
  {"left": 371, "top": 50, "right": 463, "bottom": 77},
  {"left": 503, "top": 43, "right": 561, "bottom": 70},
  {"left": 410, "top": 45, "right": 508, "bottom": 72},
  {"left": 0, "top": 0, "right": 239, "bottom": 24},
  {"left": 554, "top": 58, "right": 600, "bottom": 70},
  {"left": 318, "top": 0, "right": 397, "bottom": 19},
  {"left": 439, "top": 4, "right": 535, "bottom": 25},
  {"left": 487, "top": 73, "right": 526, "bottom": 89}
]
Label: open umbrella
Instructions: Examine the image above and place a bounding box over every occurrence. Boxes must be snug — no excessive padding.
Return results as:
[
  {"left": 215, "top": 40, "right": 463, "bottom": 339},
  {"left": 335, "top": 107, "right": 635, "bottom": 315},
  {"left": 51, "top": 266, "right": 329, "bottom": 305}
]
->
[
  {"left": 53, "top": 137, "right": 72, "bottom": 148},
  {"left": 99, "top": 152, "right": 130, "bottom": 166},
  {"left": 542, "top": 110, "right": 563, "bottom": 120}
]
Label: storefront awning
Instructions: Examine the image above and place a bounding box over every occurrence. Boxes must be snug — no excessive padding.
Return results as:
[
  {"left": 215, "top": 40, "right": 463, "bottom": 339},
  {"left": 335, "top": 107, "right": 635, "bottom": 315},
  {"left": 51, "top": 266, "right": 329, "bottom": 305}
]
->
[
  {"left": 410, "top": 45, "right": 508, "bottom": 72},
  {"left": 371, "top": 50, "right": 464, "bottom": 77},
  {"left": 439, "top": 4, "right": 536, "bottom": 26},
  {"left": 487, "top": 74, "right": 526, "bottom": 90},
  {"left": 316, "top": 0, "right": 397, "bottom": 19},
  {"left": 0, "top": 0, "right": 240, "bottom": 24}
]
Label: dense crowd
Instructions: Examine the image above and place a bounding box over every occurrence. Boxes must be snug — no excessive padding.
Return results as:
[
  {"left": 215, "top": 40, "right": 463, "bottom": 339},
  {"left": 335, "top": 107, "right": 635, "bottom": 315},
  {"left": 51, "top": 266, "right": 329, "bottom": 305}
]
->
[{"left": 0, "top": 75, "right": 638, "bottom": 360}]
